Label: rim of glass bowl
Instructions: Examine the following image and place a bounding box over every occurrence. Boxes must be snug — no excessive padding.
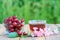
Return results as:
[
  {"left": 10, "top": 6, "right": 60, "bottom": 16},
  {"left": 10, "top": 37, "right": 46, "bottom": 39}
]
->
[{"left": 29, "top": 20, "right": 46, "bottom": 24}]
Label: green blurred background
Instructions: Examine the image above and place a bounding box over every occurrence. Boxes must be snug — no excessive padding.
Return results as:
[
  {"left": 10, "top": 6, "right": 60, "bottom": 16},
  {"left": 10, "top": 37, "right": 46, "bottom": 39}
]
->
[{"left": 0, "top": 0, "right": 60, "bottom": 24}]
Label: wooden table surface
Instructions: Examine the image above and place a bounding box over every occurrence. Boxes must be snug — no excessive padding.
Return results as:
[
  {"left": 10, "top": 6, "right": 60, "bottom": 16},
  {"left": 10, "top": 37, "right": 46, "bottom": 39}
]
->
[{"left": 0, "top": 24, "right": 60, "bottom": 40}]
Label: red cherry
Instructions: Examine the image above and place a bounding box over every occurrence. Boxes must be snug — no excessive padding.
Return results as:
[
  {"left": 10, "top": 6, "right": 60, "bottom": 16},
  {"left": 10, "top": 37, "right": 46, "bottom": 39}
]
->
[
  {"left": 8, "top": 21, "right": 12, "bottom": 24},
  {"left": 17, "top": 24, "right": 21, "bottom": 27},
  {"left": 15, "top": 28, "right": 19, "bottom": 31},
  {"left": 16, "top": 30, "right": 20, "bottom": 32},
  {"left": 10, "top": 29, "right": 14, "bottom": 32},
  {"left": 17, "top": 27, "right": 21, "bottom": 30},
  {"left": 13, "top": 22, "right": 17, "bottom": 26},
  {"left": 13, "top": 19, "right": 18, "bottom": 22},
  {"left": 23, "top": 32, "right": 27, "bottom": 35},
  {"left": 22, "top": 23, "right": 24, "bottom": 26},
  {"left": 17, "top": 25, "right": 21, "bottom": 28},
  {"left": 18, "top": 20, "right": 21, "bottom": 24},
  {"left": 17, "top": 31, "right": 22, "bottom": 35},
  {"left": 20, "top": 24, "right": 23, "bottom": 27},
  {"left": 13, "top": 16, "right": 17, "bottom": 19},
  {"left": 17, "top": 31, "right": 23, "bottom": 37},
  {"left": 8, "top": 17, "right": 12, "bottom": 21},
  {"left": 9, "top": 25, "right": 13, "bottom": 28},
  {"left": 16, "top": 29, "right": 20, "bottom": 33},
  {"left": 15, "top": 28, "right": 18, "bottom": 31},
  {"left": 21, "top": 18, "right": 24, "bottom": 23}
]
